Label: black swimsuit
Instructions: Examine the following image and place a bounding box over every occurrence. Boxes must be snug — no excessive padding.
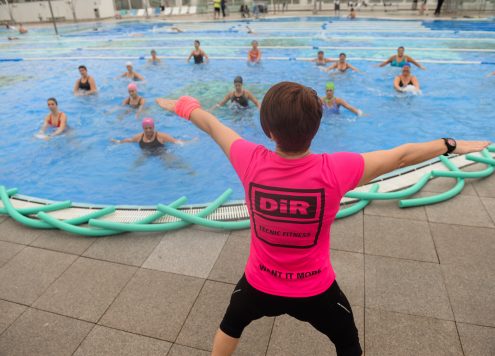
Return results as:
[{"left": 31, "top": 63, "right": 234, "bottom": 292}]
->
[
  {"left": 127, "top": 96, "right": 143, "bottom": 109},
  {"left": 399, "top": 76, "right": 414, "bottom": 88},
  {"left": 78, "top": 77, "right": 91, "bottom": 91},
  {"left": 231, "top": 91, "right": 249, "bottom": 107},
  {"left": 193, "top": 52, "right": 204, "bottom": 64},
  {"left": 139, "top": 133, "right": 163, "bottom": 150}
]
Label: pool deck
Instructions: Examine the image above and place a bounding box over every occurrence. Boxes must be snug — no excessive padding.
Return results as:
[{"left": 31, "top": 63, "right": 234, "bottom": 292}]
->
[{"left": 0, "top": 163, "right": 494, "bottom": 355}]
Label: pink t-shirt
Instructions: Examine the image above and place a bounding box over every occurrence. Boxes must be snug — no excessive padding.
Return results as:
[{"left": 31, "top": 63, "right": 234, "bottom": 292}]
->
[{"left": 230, "top": 139, "right": 364, "bottom": 297}]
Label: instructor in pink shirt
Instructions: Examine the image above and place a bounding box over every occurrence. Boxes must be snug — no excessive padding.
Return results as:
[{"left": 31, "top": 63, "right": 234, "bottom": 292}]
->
[{"left": 156, "top": 82, "right": 489, "bottom": 356}]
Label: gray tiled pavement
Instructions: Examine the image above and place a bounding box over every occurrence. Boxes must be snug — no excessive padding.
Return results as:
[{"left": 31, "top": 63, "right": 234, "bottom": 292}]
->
[{"left": 0, "top": 173, "right": 494, "bottom": 355}]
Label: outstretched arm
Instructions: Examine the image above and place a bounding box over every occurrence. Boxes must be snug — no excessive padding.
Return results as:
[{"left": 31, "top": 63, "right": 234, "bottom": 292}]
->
[
  {"left": 348, "top": 63, "right": 361, "bottom": 73},
  {"left": 407, "top": 56, "right": 426, "bottom": 70},
  {"left": 324, "top": 63, "right": 337, "bottom": 72},
  {"left": 336, "top": 98, "right": 362, "bottom": 116},
  {"left": 210, "top": 92, "right": 232, "bottom": 110},
  {"left": 246, "top": 90, "right": 261, "bottom": 109},
  {"left": 39, "top": 115, "right": 50, "bottom": 134},
  {"left": 156, "top": 97, "right": 241, "bottom": 158},
  {"left": 359, "top": 139, "right": 490, "bottom": 186},
  {"left": 393, "top": 76, "right": 403, "bottom": 92},
  {"left": 378, "top": 55, "right": 393, "bottom": 67},
  {"left": 411, "top": 76, "right": 421, "bottom": 90},
  {"left": 51, "top": 114, "right": 67, "bottom": 137},
  {"left": 111, "top": 133, "right": 141, "bottom": 144}
]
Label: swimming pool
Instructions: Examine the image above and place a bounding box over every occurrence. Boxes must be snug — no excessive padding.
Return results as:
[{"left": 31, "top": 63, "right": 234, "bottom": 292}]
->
[{"left": 0, "top": 17, "right": 494, "bottom": 206}]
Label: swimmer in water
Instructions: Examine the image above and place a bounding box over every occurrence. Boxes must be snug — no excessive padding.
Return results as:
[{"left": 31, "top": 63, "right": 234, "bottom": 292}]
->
[
  {"left": 187, "top": 40, "right": 209, "bottom": 64},
  {"left": 248, "top": 40, "right": 261, "bottom": 64},
  {"left": 18, "top": 23, "right": 28, "bottom": 34},
  {"left": 121, "top": 62, "right": 144, "bottom": 81},
  {"left": 348, "top": 7, "right": 356, "bottom": 19},
  {"left": 323, "top": 53, "right": 360, "bottom": 73},
  {"left": 311, "top": 50, "right": 335, "bottom": 66},
  {"left": 486, "top": 71, "right": 495, "bottom": 77},
  {"left": 148, "top": 49, "right": 161, "bottom": 64},
  {"left": 123, "top": 83, "right": 145, "bottom": 118},
  {"left": 321, "top": 82, "right": 363, "bottom": 116},
  {"left": 394, "top": 63, "right": 420, "bottom": 92},
  {"left": 38, "top": 98, "right": 68, "bottom": 138},
  {"left": 379, "top": 46, "right": 426, "bottom": 70},
  {"left": 112, "top": 118, "right": 184, "bottom": 148},
  {"left": 211, "top": 76, "right": 261, "bottom": 110},
  {"left": 74, "top": 65, "right": 97, "bottom": 96}
]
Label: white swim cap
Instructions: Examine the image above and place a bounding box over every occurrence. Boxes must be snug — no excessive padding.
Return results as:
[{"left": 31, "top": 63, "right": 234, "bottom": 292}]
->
[{"left": 126, "top": 61, "right": 133, "bottom": 66}]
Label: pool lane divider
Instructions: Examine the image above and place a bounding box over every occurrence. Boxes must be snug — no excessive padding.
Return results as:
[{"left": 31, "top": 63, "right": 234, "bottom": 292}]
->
[
  {"left": 0, "top": 146, "right": 494, "bottom": 236},
  {"left": 0, "top": 56, "right": 492, "bottom": 65}
]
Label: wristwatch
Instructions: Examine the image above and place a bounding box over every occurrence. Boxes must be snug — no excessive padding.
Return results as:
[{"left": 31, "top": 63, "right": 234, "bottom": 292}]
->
[{"left": 442, "top": 138, "right": 457, "bottom": 156}]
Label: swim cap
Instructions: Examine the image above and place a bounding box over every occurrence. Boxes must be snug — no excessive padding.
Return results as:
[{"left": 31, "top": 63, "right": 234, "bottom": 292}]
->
[
  {"left": 142, "top": 118, "right": 154, "bottom": 128},
  {"left": 403, "top": 62, "right": 412, "bottom": 68},
  {"left": 234, "top": 76, "right": 243, "bottom": 84},
  {"left": 326, "top": 82, "right": 335, "bottom": 91},
  {"left": 126, "top": 61, "right": 133, "bottom": 66},
  {"left": 127, "top": 83, "right": 137, "bottom": 91}
]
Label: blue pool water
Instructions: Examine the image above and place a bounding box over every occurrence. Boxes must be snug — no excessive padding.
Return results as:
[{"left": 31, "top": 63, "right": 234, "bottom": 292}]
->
[{"left": 0, "top": 17, "right": 494, "bottom": 205}]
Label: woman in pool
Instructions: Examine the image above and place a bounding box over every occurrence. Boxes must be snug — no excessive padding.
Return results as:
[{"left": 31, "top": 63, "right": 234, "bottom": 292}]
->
[
  {"left": 187, "top": 40, "right": 209, "bottom": 64},
  {"left": 156, "top": 82, "right": 489, "bottom": 356},
  {"left": 311, "top": 50, "right": 334, "bottom": 66},
  {"left": 123, "top": 83, "right": 145, "bottom": 118},
  {"left": 321, "top": 82, "right": 363, "bottom": 116},
  {"left": 248, "top": 40, "right": 261, "bottom": 64},
  {"left": 148, "top": 49, "right": 161, "bottom": 64},
  {"left": 393, "top": 63, "right": 420, "bottom": 92},
  {"left": 38, "top": 98, "right": 67, "bottom": 138},
  {"left": 324, "top": 53, "right": 360, "bottom": 73},
  {"left": 379, "top": 46, "right": 425, "bottom": 69},
  {"left": 211, "top": 76, "right": 261, "bottom": 110},
  {"left": 112, "top": 118, "right": 183, "bottom": 149},
  {"left": 121, "top": 62, "right": 144, "bottom": 81},
  {"left": 73, "top": 65, "right": 97, "bottom": 96}
]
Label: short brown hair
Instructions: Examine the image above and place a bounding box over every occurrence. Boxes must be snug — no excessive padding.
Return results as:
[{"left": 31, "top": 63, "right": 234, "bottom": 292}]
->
[{"left": 260, "top": 82, "right": 322, "bottom": 153}]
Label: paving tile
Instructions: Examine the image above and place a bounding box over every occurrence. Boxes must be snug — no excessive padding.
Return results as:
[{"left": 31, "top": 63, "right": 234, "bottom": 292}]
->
[
  {"left": 365, "top": 255, "right": 453, "bottom": 320},
  {"left": 331, "top": 211, "right": 363, "bottom": 253},
  {"left": 33, "top": 257, "right": 136, "bottom": 322},
  {"left": 0, "top": 308, "right": 93, "bottom": 356},
  {"left": 421, "top": 177, "right": 477, "bottom": 196},
  {"left": 481, "top": 197, "right": 495, "bottom": 225},
  {"left": 0, "top": 240, "right": 24, "bottom": 267},
  {"left": 430, "top": 223, "right": 495, "bottom": 266},
  {"left": 331, "top": 250, "right": 364, "bottom": 306},
  {"left": 364, "top": 215, "right": 437, "bottom": 262},
  {"left": 364, "top": 199, "right": 427, "bottom": 221},
  {"left": 0, "top": 219, "right": 45, "bottom": 245},
  {"left": 0, "top": 215, "right": 7, "bottom": 224},
  {"left": 177, "top": 280, "right": 273, "bottom": 355},
  {"left": 456, "top": 322, "right": 495, "bottom": 356},
  {"left": 365, "top": 308, "right": 463, "bottom": 356},
  {"left": 30, "top": 231, "right": 97, "bottom": 255},
  {"left": 441, "top": 263, "right": 495, "bottom": 327},
  {"left": 473, "top": 175, "right": 495, "bottom": 198},
  {"left": 208, "top": 230, "right": 250, "bottom": 284},
  {"left": 0, "top": 300, "right": 26, "bottom": 335},
  {"left": 266, "top": 306, "right": 364, "bottom": 356},
  {"left": 73, "top": 325, "right": 172, "bottom": 356},
  {"left": 0, "top": 247, "right": 77, "bottom": 305},
  {"left": 143, "top": 228, "right": 228, "bottom": 278},
  {"left": 168, "top": 344, "right": 210, "bottom": 356},
  {"left": 99, "top": 269, "right": 203, "bottom": 341},
  {"left": 425, "top": 195, "right": 494, "bottom": 228},
  {"left": 83, "top": 232, "right": 162, "bottom": 267}
]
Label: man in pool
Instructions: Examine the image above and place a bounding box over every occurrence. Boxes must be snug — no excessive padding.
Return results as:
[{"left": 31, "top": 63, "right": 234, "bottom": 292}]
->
[
  {"left": 321, "top": 82, "right": 363, "bottom": 116},
  {"left": 311, "top": 50, "right": 334, "bottom": 66},
  {"left": 121, "top": 62, "right": 145, "bottom": 81},
  {"left": 73, "top": 65, "right": 97, "bottom": 96},
  {"left": 211, "top": 76, "right": 261, "bottom": 110},
  {"left": 111, "top": 118, "right": 183, "bottom": 149}
]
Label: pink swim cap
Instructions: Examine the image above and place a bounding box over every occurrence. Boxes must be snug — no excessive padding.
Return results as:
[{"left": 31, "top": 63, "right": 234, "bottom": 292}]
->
[
  {"left": 142, "top": 118, "right": 154, "bottom": 128},
  {"left": 128, "top": 83, "right": 137, "bottom": 91}
]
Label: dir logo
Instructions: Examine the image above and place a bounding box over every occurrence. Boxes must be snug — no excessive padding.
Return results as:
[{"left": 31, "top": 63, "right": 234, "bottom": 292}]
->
[{"left": 249, "top": 183, "right": 325, "bottom": 248}]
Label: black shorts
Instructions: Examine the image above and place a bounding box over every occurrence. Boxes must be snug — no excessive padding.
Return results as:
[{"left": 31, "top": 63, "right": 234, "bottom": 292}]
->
[
  {"left": 220, "top": 275, "right": 362, "bottom": 356},
  {"left": 214, "top": 7, "right": 220, "bottom": 12}
]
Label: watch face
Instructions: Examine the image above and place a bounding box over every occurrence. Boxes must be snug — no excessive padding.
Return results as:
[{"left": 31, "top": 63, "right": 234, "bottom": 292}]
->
[{"left": 447, "top": 139, "right": 456, "bottom": 147}]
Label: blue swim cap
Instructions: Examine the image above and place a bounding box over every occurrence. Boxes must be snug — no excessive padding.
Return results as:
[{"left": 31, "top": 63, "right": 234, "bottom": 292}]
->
[{"left": 403, "top": 62, "right": 412, "bottom": 68}]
